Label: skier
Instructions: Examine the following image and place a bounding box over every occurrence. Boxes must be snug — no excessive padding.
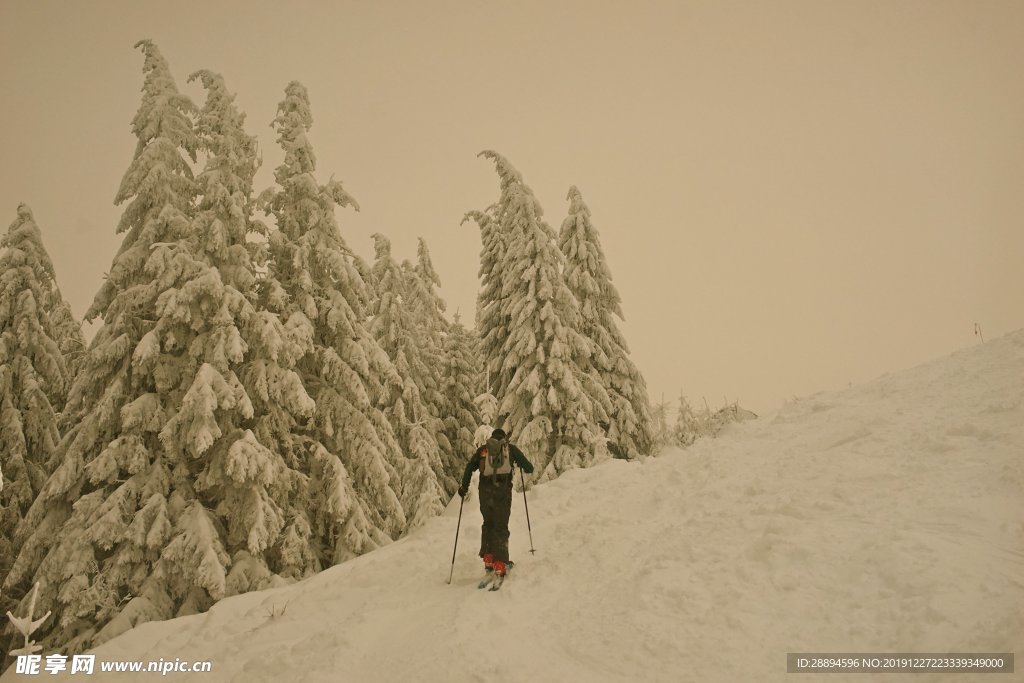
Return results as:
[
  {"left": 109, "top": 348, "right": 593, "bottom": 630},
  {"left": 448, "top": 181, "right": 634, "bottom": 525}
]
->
[{"left": 458, "top": 428, "right": 534, "bottom": 582}]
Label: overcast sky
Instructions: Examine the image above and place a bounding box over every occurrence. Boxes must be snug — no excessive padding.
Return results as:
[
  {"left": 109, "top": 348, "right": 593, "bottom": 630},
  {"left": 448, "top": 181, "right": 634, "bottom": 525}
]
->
[{"left": 2, "top": 0, "right": 1022, "bottom": 416}]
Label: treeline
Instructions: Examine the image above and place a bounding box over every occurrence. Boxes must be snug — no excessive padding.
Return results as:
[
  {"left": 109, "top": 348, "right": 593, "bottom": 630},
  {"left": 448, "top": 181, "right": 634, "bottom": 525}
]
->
[
  {"left": 651, "top": 395, "right": 757, "bottom": 449},
  {"left": 0, "top": 42, "right": 653, "bottom": 658}
]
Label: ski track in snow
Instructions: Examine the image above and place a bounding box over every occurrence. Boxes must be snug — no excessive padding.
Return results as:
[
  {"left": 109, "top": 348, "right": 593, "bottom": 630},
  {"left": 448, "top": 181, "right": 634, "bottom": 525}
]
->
[{"left": 7, "top": 331, "right": 1023, "bottom": 683}]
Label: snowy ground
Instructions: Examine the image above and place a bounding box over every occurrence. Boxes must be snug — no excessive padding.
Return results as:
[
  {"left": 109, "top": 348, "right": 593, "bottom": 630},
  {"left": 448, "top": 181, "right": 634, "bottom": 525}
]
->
[{"left": 6, "top": 331, "right": 1022, "bottom": 682}]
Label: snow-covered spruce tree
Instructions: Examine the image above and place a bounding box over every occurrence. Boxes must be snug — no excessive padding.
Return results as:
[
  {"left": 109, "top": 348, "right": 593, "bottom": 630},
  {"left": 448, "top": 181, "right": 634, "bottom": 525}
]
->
[
  {"left": 402, "top": 238, "right": 456, "bottom": 478},
  {"left": 258, "top": 82, "right": 408, "bottom": 556},
  {"left": 441, "top": 314, "right": 485, "bottom": 470},
  {"left": 0, "top": 205, "right": 71, "bottom": 622},
  {"left": 368, "top": 234, "right": 449, "bottom": 527},
  {"left": 558, "top": 186, "right": 652, "bottom": 458},
  {"left": 404, "top": 239, "right": 449, "bottom": 389},
  {"left": 351, "top": 251, "right": 376, "bottom": 307},
  {"left": 47, "top": 301, "right": 84, "bottom": 389},
  {"left": 38, "top": 227, "right": 85, "bottom": 395},
  {"left": 476, "top": 151, "right": 608, "bottom": 481},
  {"left": 461, "top": 206, "right": 506, "bottom": 396},
  {"left": 673, "top": 393, "right": 701, "bottom": 448},
  {"left": 649, "top": 396, "right": 672, "bottom": 451},
  {"left": 400, "top": 256, "right": 455, "bottom": 476},
  {"left": 407, "top": 238, "right": 448, "bottom": 338},
  {"left": 175, "top": 70, "right": 330, "bottom": 597},
  {"left": 400, "top": 259, "right": 438, "bottom": 373},
  {"left": 3, "top": 41, "right": 207, "bottom": 654}
]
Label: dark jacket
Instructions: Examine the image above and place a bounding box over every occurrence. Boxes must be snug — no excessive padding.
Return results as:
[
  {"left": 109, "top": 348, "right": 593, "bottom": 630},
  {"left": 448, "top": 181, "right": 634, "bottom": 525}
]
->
[{"left": 461, "top": 441, "right": 534, "bottom": 491}]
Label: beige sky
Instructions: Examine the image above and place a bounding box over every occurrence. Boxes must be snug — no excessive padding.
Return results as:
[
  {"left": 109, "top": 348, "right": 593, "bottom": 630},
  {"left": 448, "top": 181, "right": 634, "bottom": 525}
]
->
[{"left": 2, "top": 0, "right": 1022, "bottom": 416}]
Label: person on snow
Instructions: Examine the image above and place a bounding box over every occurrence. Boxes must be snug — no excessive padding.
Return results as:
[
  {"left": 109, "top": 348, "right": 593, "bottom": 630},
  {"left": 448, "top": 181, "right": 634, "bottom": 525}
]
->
[{"left": 458, "top": 428, "right": 534, "bottom": 578}]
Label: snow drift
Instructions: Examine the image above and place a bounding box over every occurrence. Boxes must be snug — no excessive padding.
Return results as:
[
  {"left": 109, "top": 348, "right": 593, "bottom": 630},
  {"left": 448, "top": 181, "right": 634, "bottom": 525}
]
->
[{"left": 6, "top": 331, "right": 1022, "bottom": 682}]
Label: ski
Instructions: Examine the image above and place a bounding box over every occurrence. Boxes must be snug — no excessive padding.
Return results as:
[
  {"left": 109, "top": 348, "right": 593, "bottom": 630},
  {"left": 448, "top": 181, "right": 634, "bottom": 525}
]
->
[
  {"left": 477, "top": 572, "right": 495, "bottom": 589},
  {"left": 487, "top": 562, "right": 513, "bottom": 591}
]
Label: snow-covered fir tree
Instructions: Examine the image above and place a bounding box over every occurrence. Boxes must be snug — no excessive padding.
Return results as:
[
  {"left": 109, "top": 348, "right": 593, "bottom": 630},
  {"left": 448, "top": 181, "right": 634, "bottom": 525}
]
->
[
  {"left": 461, "top": 206, "right": 506, "bottom": 396},
  {"left": 257, "top": 81, "right": 409, "bottom": 557},
  {"left": 178, "top": 69, "right": 319, "bottom": 595},
  {"left": 650, "top": 396, "right": 672, "bottom": 450},
  {"left": 3, "top": 50, "right": 332, "bottom": 654},
  {"left": 407, "top": 239, "right": 448, "bottom": 338},
  {"left": 3, "top": 41, "right": 211, "bottom": 654},
  {"left": 47, "top": 299, "right": 84, "bottom": 389},
  {"left": 367, "top": 234, "right": 449, "bottom": 526},
  {"left": 0, "top": 204, "right": 71, "bottom": 622},
  {"left": 403, "top": 239, "right": 449, "bottom": 378},
  {"left": 351, "top": 251, "right": 376, "bottom": 306},
  {"left": 475, "top": 151, "right": 607, "bottom": 481},
  {"left": 558, "top": 186, "right": 652, "bottom": 458},
  {"left": 441, "top": 314, "right": 485, "bottom": 472},
  {"left": 402, "top": 238, "right": 457, "bottom": 479},
  {"left": 673, "top": 393, "right": 703, "bottom": 448},
  {"left": 400, "top": 257, "right": 442, "bottom": 399}
]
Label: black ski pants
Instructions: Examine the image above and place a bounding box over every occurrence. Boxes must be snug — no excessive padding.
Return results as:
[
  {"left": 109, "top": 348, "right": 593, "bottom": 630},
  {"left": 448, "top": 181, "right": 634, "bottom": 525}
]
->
[{"left": 478, "top": 475, "right": 513, "bottom": 562}]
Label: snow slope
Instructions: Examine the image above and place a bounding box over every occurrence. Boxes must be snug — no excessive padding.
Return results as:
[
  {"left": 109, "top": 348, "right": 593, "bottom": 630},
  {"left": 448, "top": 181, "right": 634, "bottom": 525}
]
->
[{"left": 7, "top": 331, "right": 1023, "bottom": 682}]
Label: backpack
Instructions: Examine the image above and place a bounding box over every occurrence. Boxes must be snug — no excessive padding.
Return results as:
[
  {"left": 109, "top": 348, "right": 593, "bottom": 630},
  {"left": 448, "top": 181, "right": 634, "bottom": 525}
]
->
[{"left": 480, "top": 437, "right": 512, "bottom": 477}]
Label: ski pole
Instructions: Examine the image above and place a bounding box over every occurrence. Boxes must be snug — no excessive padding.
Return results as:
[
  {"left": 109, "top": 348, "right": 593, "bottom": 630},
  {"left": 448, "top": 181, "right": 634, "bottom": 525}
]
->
[
  {"left": 447, "top": 494, "right": 465, "bottom": 584},
  {"left": 520, "top": 468, "right": 535, "bottom": 555}
]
